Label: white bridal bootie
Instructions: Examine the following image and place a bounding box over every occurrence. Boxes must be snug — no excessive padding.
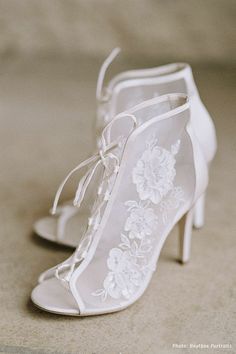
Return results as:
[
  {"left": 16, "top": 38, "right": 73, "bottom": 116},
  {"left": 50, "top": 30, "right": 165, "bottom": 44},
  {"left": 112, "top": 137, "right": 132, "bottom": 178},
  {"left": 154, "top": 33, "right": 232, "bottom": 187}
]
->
[
  {"left": 31, "top": 93, "right": 208, "bottom": 316},
  {"left": 34, "top": 49, "right": 216, "bottom": 247}
]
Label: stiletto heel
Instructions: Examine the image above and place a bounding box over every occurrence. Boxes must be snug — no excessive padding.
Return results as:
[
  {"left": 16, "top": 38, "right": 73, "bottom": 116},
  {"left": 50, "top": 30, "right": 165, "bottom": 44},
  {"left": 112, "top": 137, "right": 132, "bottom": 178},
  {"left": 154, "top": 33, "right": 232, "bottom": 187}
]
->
[
  {"left": 179, "top": 208, "right": 194, "bottom": 264},
  {"left": 193, "top": 193, "right": 206, "bottom": 229}
]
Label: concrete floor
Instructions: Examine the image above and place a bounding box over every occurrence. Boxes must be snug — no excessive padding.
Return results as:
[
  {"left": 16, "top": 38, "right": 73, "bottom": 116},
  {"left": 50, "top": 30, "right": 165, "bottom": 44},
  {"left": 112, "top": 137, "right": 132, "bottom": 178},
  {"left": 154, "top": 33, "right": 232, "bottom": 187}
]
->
[{"left": 0, "top": 58, "right": 235, "bottom": 354}]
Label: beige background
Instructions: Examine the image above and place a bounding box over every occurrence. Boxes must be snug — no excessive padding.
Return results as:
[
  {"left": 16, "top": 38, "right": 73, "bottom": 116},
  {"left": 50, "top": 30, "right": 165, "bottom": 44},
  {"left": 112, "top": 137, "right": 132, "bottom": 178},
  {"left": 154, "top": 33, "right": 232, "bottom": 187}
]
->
[
  {"left": 0, "top": 1, "right": 235, "bottom": 354},
  {"left": 0, "top": 0, "right": 235, "bottom": 64}
]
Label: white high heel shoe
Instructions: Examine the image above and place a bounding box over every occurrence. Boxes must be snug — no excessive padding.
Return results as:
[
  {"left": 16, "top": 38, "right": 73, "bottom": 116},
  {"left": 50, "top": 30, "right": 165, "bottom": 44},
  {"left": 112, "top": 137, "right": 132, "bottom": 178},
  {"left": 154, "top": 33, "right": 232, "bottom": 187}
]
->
[
  {"left": 31, "top": 93, "right": 208, "bottom": 316},
  {"left": 34, "top": 49, "right": 216, "bottom": 247}
]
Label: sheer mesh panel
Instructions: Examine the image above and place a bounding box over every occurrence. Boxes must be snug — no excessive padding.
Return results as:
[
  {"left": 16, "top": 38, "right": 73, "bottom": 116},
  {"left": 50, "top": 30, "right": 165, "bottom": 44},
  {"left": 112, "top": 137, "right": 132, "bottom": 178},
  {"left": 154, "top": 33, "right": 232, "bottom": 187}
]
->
[
  {"left": 112, "top": 79, "right": 187, "bottom": 115},
  {"left": 75, "top": 108, "right": 195, "bottom": 313}
]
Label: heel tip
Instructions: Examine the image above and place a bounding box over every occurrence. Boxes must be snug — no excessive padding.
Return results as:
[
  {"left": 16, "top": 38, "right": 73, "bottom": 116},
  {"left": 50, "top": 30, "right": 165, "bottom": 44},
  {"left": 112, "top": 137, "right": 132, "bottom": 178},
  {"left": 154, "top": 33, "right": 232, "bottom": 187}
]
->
[
  {"left": 193, "top": 221, "right": 204, "bottom": 229},
  {"left": 179, "top": 258, "right": 190, "bottom": 264}
]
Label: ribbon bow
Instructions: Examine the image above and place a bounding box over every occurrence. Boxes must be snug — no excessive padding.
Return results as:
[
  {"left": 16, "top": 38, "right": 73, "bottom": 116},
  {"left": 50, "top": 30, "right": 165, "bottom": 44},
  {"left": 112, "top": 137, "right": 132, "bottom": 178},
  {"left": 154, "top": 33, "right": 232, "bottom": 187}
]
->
[
  {"left": 52, "top": 141, "right": 120, "bottom": 217},
  {"left": 51, "top": 113, "right": 137, "bottom": 216}
]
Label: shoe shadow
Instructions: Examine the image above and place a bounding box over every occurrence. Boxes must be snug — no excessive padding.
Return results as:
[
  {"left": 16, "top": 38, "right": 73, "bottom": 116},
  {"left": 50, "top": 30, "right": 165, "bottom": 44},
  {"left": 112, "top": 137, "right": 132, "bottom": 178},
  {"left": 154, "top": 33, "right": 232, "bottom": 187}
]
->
[
  {"left": 26, "top": 297, "right": 111, "bottom": 321},
  {"left": 26, "top": 297, "right": 79, "bottom": 320},
  {"left": 30, "top": 231, "right": 73, "bottom": 252},
  {"left": 159, "top": 252, "right": 184, "bottom": 265}
]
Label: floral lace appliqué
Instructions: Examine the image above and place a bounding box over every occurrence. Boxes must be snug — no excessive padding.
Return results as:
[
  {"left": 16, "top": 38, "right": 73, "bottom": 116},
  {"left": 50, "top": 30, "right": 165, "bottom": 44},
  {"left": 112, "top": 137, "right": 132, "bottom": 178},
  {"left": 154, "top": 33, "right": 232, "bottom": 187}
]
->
[
  {"left": 92, "top": 200, "right": 155, "bottom": 301},
  {"left": 132, "top": 137, "right": 180, "bottom": 204},
  {"left": 124, "top": 200, "right": 158, "bottom": 240},
  {"left": 160, "top": 186, "right": 185, "bottom": 224},
  {"left": 92, "top": 136, "right": 184, "bottom": 302}
]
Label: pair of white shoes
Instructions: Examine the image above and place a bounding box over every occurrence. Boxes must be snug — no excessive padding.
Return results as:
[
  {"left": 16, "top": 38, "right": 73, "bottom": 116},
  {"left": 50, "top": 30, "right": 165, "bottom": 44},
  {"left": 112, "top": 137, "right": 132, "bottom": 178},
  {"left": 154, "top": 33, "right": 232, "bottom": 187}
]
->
[{"left": 31, "top": 49, "right": 217, "bottom": 316}]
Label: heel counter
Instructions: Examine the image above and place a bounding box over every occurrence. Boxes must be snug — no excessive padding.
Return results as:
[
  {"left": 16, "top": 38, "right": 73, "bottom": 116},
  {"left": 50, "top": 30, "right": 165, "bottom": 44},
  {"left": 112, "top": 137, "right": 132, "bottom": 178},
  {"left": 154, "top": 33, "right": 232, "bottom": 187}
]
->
[
  {"left": 190, "top": 95, "right": 217, "bottom": 163},
  {"left": 186, "top": 122, "right": 209, "bottom": 205}
]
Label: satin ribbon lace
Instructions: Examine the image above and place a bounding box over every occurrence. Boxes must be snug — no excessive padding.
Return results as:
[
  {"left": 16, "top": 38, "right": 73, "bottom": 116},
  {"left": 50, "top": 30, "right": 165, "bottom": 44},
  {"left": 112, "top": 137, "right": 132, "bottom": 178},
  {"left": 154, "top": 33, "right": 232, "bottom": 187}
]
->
[{"left": 52, "top": 114, "right": 137, "bottom": 287}]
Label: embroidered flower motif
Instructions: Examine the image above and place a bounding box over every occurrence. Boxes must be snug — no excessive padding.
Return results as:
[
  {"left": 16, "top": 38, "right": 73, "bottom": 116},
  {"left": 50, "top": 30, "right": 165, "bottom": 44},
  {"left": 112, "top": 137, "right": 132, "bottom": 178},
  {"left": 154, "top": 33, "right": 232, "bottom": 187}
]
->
[
  {"left": 132, "top": 139, "right": 180, "bottom": 204},
  {"left": 159, "top": 187, "right": 185, "bottom": 224},
  {"left": 93, "top": 248, "right": 142, "bottom": 300},
  {"left": 92, "top": 136, "right": 184, "bottom": 302},
  {"left": 124, "top": 201, "right": 158, "bottom": 240}
]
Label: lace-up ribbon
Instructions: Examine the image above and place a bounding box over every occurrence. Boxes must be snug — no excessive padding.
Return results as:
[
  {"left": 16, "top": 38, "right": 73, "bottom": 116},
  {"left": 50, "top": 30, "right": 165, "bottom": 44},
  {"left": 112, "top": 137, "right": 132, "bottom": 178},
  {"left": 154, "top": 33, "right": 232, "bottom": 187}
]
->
[
  {"left": 51, "top": 140, "right": 120, "bottom": 215},
  {"left": 96, "top": 47, "right": 121, "bottom": 102},
  {"left": 52, "top": 114, "right": 137, "bottom": 286}
]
